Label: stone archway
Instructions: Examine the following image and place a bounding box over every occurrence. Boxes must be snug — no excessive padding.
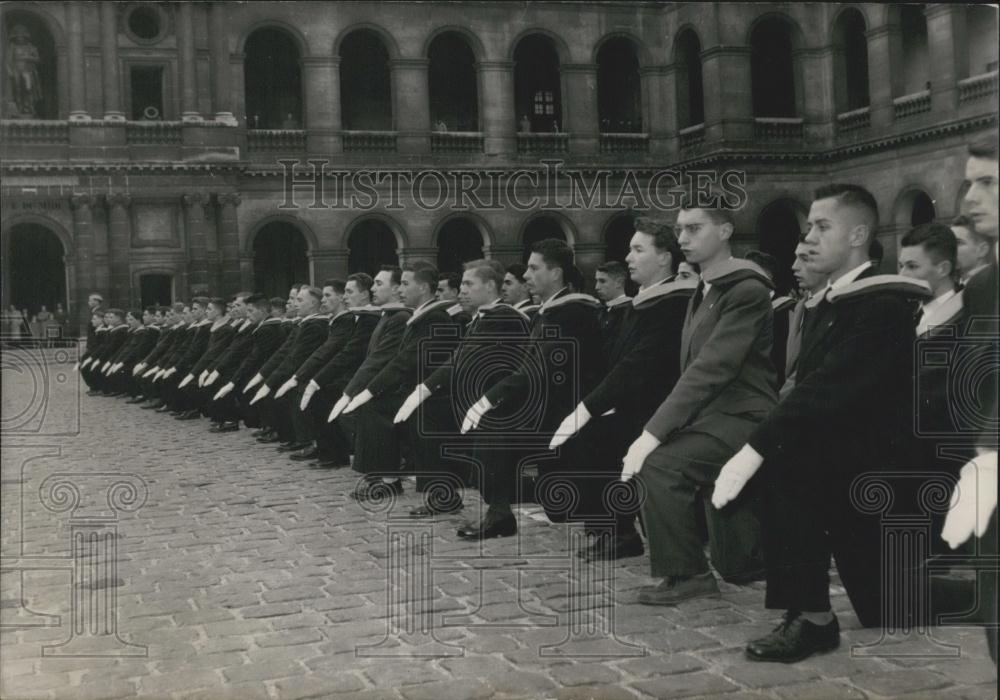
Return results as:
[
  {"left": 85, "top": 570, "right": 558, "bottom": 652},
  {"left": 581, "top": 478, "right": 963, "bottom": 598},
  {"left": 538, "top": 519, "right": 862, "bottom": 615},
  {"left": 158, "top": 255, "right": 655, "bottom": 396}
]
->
[
  {"left": 251, "top": 220, "right": 310, "bottom": 298},
  {"left": 3, "top": 222, "right": 67, "bottom": 322}
]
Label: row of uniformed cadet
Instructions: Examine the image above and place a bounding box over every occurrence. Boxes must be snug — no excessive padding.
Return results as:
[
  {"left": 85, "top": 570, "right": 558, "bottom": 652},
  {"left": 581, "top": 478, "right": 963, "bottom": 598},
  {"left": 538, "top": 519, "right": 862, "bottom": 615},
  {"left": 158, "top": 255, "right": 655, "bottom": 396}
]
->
[{"left": 78, "top": 137, "right": 997, "bottom": 665}]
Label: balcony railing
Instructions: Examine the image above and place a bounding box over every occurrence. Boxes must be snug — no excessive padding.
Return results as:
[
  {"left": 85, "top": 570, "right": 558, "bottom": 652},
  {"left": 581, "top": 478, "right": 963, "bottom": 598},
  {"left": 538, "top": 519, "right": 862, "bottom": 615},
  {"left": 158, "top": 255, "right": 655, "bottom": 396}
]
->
[
  {"left": 516, "top": 132, "right": 569, "bottom": 155},
  {"left": 958, "top": 71, "right": 999, "bottom": 104},
  {"left": 341, "top": 131, "right": 397, "bottom": 153},
  {"left": 678, "top": 123, "right": 706, "bottom": 149},
  {"left": 246, "top": 129, "right": 306, "bottom": 151},
  {"left": 0, "top": 119, "right": 69, "bottom": 144},
  {"left": 753, "top": 117, "right": 804, "bottom": 141},
  {"left": 836, "top": 106, "right": 871, "bottom": 133},
  {"left": 430, "top": 131, "right": 484, "bottom": 154},
  {"left": 893, "top": 90, "right": 931, "bottom": 120},
  {"left": 599, "top": 132, "right": 649, "bottom": 154},
  {"left": 126, "top": 120, "right": 183, "bottom": 145}
]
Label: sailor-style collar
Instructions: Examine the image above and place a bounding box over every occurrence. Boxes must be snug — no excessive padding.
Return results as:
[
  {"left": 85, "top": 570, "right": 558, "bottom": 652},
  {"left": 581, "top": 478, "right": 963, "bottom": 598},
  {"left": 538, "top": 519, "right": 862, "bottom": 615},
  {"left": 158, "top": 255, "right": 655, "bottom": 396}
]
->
[
  {"left": 917, "top": 289, "right": 964, "bottom": 336},
  {"left": 95, "top": 326, "right": 109, "bottom": 332},
  {"left": 330, "top": 309, "right": 352, "bottom": 323},
  {"left": 407, "top": 299, "right": 454, "bottom": 325},
  {"left": 109, "top": 324, "right": 129, "bottom": 331},
  {"left": 513, "top": 299, "right": 534, "bottom": 310},
  {"left": 827, "top": 274, "right": 932, "bottom": 303},
  {"left": 300, "top": 313, "right": 330, "bottom": 323},
  {"left": 701, "top": 258, "right": 774, "bottom": 289},
  {"left": 192, "top": 318, "right": 212, "bottom": 328},
  {"left": 539, "top": 291, "right": 601, "bottom": 315},
  {"left": 803, "top": 291, "right": 826, "bottom": 309},
  {"left": 476, "top": 299, "right": 529, "bottom": 321},
  {"left": 604, "top": 295, "right": 632, "bottom": 309},
  {"left": 632, "top": 277, "right": 698, "bottom": 308},
  {"left": 772, "top": 296, "right": 796, "bottom": 312},
  {"left": 261, "top": 317, "right": 283, "bottom": 325},
  {"left": 210, "top": 318, "right": 231, "bottom": 332},
  {"left": 446, "top": 303, "right": 465, "bottom": 317},
  {"left": 237, "top": 318, "right": 254, "bottom": 332}
]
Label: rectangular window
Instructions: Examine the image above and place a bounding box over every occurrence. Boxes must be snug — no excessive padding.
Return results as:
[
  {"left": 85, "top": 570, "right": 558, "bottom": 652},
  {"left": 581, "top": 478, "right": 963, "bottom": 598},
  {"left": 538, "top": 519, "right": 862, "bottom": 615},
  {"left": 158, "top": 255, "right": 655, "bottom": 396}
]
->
[
  {"left": 533, "top": 90, "right": 554, "bottom": 116},
  {"left": 130, "top": 65, "right": 164, "bottom": 121}
]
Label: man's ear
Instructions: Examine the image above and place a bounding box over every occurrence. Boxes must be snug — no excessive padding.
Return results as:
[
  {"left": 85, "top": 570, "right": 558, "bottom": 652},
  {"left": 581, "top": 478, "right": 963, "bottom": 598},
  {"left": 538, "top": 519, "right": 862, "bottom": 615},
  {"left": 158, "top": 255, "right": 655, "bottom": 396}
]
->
[
  {"left": 851, "top": 224, "right": 871, "bottom": 249},
  {"left": 720, "top": 222, "right": 734, "bottom": 242}
]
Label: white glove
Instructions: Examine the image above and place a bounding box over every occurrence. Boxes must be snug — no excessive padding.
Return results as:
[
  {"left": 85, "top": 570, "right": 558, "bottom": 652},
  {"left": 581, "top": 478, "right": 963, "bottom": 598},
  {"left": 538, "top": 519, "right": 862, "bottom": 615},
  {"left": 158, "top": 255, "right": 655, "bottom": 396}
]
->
[
  {"left": 80, "top": 358, "right": 92, "bottom": 370},
  {"left": 178, "top": 373, "right": 194, "bottom": 389},
  {"left": 133, "top": 362, "right": 146, "bottom": 376},
  {"left": 343, "top": 389, "right": 372, "bottom": 414},
  {"left": 275, "top": 376, "right": 298, "bottom": 399},
  {"left": 73, "top": 362, "right": 80, "bottom": 372},
  {"left": 205, "top": 370, "right": 220, "bottom": 387},
  {"left": 549, "top": 402, "right": 592, "bottom": 449},
  {"left": 621, "top": 431, "right": 661, "bottom": 482},
  {"left": 942, "top": 452, "right": 998, "bottom": 549},
  {"left": 327, "top": 394, "right": 350, "bottom": 423},
  {"left": 461, "top": 396, "right": 494, "bottom": 434},
  {"left": 394, "top": 384, "right": 431, "bottom": 424},
  {"left": 213, "top": 382, "right": 234, "bottom": 401},
  {"left": 102, "top": 361, "right": 111, "bottom": 373},
  {"left": 712, "top": 444, "right": 765, "bottom": 508},
  {"left": 113, "top": 362, "right": 123, "bottom": 373},
  {"left": 243, "top": 373, "right": 264, "bottom": 394},
  {"left": 144, "top": 366, "right": 159, "bottom": 378},
  {"left": 249, "top": 384, "right": 271, "bottom": 406},
  {"left": 164, "top": 367, "right": 177, "bottom": 378},
  {"left": 299, "top": 379, "right": 320, "bottom": 411},
  {"left": 198, "top": 370, "right": 208, "bottom": 387}
]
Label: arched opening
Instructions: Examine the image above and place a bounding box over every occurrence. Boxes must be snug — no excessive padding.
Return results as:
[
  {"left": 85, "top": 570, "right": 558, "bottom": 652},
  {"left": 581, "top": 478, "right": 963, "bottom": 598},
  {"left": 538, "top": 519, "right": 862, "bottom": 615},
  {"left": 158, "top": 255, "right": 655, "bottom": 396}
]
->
[
  {"left": 2, "top": 12, "right": 58, "bottom": 119},
  {"left": 832, "top": 9, "right": 870, "bottom": 113},
  {"left": 140, "top": 273, "right": 173, "bottom": 308},
  {"left": 5, "top": 223, "right": 66, "bottom": 317},
  {"left": 597, "top": 37, "right": 642, "bottom": 133},
  {"left": 964, "top": 5, "right": 999, "bottom": 78},
  {"left": 428, "top": 32, "right": 479, "bottom": 132},
  {"left": 347, "top": 219, "right": 399, "bottom": 275},
  {"left": 522, "top": 215, "right": 566, "bottom": 262},
  {"left": 513, "top": 34, "right": 562, "bottom": 133},
  {"left": 603, "top": 214, "right": 634, "bottom": 264},
  {"left": 252, "top": 221, "right": 309, "bottom": 298},
  {"left": 244, "top": 27, "right": 302, "bottom": 129},
  {"left": 750, "top": 17, "right": 798, "bottom": 118},
  {"left": 436, "top": 218, "right": 484, "bottom": 273},
  {"left": 897, "top": 5, "right": 929, "bottom": 96},
  {"left": 757, "top": 200, "right": 805, "bottom": 295},
  {"left": 910, "top": 191, "right": 936, "bottom": 227},
  {"left": 340, "top": 29, "right": 392, "bottom": 131},
  {"left": 674, "top": 29, "right": 705, "bottom": 129}
]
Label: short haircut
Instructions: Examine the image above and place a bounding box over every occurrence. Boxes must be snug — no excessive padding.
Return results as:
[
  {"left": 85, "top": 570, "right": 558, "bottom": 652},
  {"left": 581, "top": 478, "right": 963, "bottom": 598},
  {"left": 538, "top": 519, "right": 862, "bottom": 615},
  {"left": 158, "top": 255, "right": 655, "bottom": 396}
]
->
[
  {"left": 968, "top": 137, "right": 999, "bottom": 160},
  {"left": 209, "top": 297, "right": 227, "bottom": 312},
  {"left": 347, "top": 272, "right": 374, "bottom": 295},
  {"left": 680, "top": 205, "right": 736, "bottom": 228},
  {"left": 126, "top": 309, "right": 142, "bottom": 321},
  {"left": 191, "top": 296, "right": 210, "bottom": 308},
  {"left": 464, "top": 258, "right": 505, "bottom": 289},
  {"left": 300, "top": 285, "right": 322, "bottom": 302},
  {"left": 901, "top": 223, "right": 958, "bottom": 271},
  {"left": 234, "top": 291, "right": 253, "bottom": 301},
  {"left": 322, "top": 278, "right": 346, "bottom": 295},
  {"left": 744, "top": 250, "right": 780, "bottom": 282},
  {"left": 89, "top": 293, "right": 103, "bottom": 301},
  {"left": 439, "top": 272, "right": 461, "bottom": 292},
  {"left": 107, "top": 308, "right": 126, "bottom": 321},
  {"left": 378, "top": 265, "right": 402, "bottom": 285},
  {"left": 952, "top": 214, "right": 994, "bottom": 247},
  {"left": 529, "top": 238, "right": 574, "bottom": 279},
  {"left": 506, "top": 263, "right": 527, "bottom": 283},
  {"left": 157, "top": 306, "right": 170, "bottom": 314},
  {"left": 402, "top": 261, "right": 439, "bottom": 292},
  {"left": 245, "top": 293, "right": 268, "bottom": 308},
  {"left": 269, "top": 296, "right": 286, "bottom": 310},
  {"left": 171, "top": 302, "right": 186, "bottom": 313},
  {"left": 814, "top": 183, "right": 879, "bottom": 229},
  {"left": 633, "top": 215, "right": 683, "bottom": 273},
  {"left": 291, "top": 282, "right": 307, "bottom": 292},
  {"left": 144, "top": 305, "right": 157, "bottom": 315},
  {"left": 596, "top": 261, "right": 628, "bottom": 283}
]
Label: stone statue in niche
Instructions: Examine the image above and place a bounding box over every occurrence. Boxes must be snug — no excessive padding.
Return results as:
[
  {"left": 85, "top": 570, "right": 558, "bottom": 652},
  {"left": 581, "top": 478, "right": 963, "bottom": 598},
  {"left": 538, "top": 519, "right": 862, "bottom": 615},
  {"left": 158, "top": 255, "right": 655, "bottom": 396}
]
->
[{"left": 5, "top": 24, "right": 43, "bottom": 118}]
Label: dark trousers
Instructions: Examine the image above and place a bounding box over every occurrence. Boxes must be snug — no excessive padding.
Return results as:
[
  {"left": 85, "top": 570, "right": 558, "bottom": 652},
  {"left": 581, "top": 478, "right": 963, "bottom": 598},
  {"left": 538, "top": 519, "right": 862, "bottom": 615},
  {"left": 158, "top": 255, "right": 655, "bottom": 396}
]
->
[
  {"left": 408, "top": 395, "right": 470, "bottom": 509},
  {"left": 309, "top": 387, "right": 352, "bottom": 462},
  {"left": 640, "top": 428, "right": 764, "bottom": 582},
  {"left": 353, "top": 392, "right": 406, "bottom": 477}
]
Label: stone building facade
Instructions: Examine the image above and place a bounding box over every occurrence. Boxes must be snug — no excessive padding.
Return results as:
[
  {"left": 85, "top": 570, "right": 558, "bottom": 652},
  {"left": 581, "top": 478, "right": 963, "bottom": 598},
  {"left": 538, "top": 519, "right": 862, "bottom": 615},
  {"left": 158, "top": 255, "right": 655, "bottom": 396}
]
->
[{"left": 1, "top": 1, "right": 997, "bottom": 333}]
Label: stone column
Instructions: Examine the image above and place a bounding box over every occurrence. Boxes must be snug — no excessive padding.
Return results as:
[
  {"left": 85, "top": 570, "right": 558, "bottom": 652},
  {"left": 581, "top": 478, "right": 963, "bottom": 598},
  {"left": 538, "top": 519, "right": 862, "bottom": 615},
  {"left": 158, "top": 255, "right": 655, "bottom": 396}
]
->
[
  {"left": 478, "top": 61, "right": 516, "bottom": 157},
  {"left": 100, "top": 2, "right": 124, "bottom": 121},
  {"left": 209, "top": 3, "right": 236, "bottom": 124},
  {"left": 216, "top": 194, "right": 242, "bottom": 292},
  {"left": 176, "top": 2, "right": 201, "bottom": 121},
  {"left": 925, "top": 4, "right": 961, "bottom": 114},
  {"left": 700, "top": 45, "right": 753, "bottom": 142},
  {"left": 398, "top": 246, "right": 437, "bottom": 266},
  {"left": 573, "top": 242, "right": 606, "bottom": 288},
  {"left": 105, "top": 194, "right": 132, "bottom": 307},
  {"left": 391, "top": 59, "right": 431, "bottom": 154},
  {"left": 239, "top": 255, "right": 254, "bottom": 292},
  {"left": 797, "top": 46, "right": 835, "bottom": 142},
  {"left": 643, "top": 65, "right": 675, "bottom": 157},
  {"left": 66, "top": 2, "right": 89, "bottom": 120},
  {"left": 486, "top": 244, "right": 523, "bottom": 267},
  {"left": 866, "top": 23, "right": 900, "bottom": 129},
  {"left": 309, "top": 250, "right": 349, "bottom": 282},
  {"left": 560, "top": 63, "right": 599, "bottom": 155},
  {"left": 303, "top": 56, "right": 342, "bottom": 154},
  {"left": 230, "top": 54, "right": 247, "bottom": 126},
  {"left": 183, "top": 194, "right": 210, "bottom": 294},
  {"left": 70, "top": 195, "right": 97, "bottom": 334}
]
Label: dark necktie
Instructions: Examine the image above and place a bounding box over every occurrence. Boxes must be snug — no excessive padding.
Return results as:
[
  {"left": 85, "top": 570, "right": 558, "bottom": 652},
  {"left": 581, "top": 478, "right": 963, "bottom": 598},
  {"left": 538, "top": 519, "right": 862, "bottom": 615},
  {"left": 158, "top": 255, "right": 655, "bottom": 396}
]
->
[{"left": 691, "top": 282, "right": 705, "bottom": 313}]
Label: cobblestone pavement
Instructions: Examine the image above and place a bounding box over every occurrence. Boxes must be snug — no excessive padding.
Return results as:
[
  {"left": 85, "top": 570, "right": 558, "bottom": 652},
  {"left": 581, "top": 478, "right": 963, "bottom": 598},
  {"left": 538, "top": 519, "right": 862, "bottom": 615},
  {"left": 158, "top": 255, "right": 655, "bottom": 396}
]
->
[{"left": 1, "top": 348, "right": 996, "bottom": 700}]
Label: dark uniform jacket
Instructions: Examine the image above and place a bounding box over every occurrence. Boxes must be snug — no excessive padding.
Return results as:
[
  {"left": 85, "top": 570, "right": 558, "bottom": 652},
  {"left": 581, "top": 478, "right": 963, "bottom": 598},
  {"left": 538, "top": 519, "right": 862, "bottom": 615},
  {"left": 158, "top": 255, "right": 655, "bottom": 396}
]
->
[
  {"left": 598, "top": 295, "right": 632, "bottom": 365},
  {"left": 191, "top": 320, "right": 237, "bottom": 378},
  {"left": 312, "top": 309, "right": 381, "bottom": 391},
  {"left": 343, "top": 304, "right": 413, "bottom": 397},
  {"left": 266, "top": 314, "right": 331, "bottom": 389},
  {"left": 294, "top": 311, "right": 357, "bottom": 383},
  {"left": 258, "top": 318, "right": 302, "bottom": 381},
  {"left": 210, "top": 319, "right": 256, "bottom": 379},
  {"left": 174, "top": 320, "right": 212, "bottom": 374},
  {"left": 231, "top": 319, "right": 285, "bottom": 388},
  {"left": 364, "top": 300, "right": 458, "bottom": 398}
]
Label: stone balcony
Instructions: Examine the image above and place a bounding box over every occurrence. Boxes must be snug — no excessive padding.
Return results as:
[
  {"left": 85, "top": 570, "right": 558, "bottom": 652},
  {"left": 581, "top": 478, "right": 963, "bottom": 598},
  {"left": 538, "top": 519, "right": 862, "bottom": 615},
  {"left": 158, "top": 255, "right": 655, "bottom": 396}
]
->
[
  {"left": 599, "top": 132, "right": 649, "bottom": 155},
  {"left": 836, "top": 106, "right": 871, "bottom": 133},
  {"left": 893, "top": 90, "right": 932, "bottom": 120},
  {"left": 516, "top": 132, "right": 569, "bottom": 155},
  {"left": 753, "top": 117, "right": 804, "bottom": 142},
  {"left": 958, "top": 71, "right": 999, "bottom": 105},
  {"left": 342, "top": 131, "right": 398, "bottom": 153},
  {"left": 430, "top": 131, "right": 484, "bottom": 154}
]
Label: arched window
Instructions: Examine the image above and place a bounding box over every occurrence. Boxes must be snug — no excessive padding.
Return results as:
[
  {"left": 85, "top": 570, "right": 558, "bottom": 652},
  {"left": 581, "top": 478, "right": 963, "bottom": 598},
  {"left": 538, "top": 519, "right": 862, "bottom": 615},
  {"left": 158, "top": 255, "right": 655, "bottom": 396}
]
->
[
  {"left": 674, "top": 29, "right": 705, "bottom": 129},
  {"left": 5, "top": 223, "right": 66, "bottom": 316},
  {"left": 597, "top": 37, "right": 642, "bottom": 133},
  {"left": 603, "top": 214, "right": 634, "bottom": 264},
  {"left": 757, "top": 199, "right": 806, "bottom": 295},
  {"left": 428, "top": 33, "right": 479, "bottom": 132},
  {"left": 910, "top": 191, "right": 936, "bottom": 227},
  {"left": 522, "top": 215, "right": 566, "bottom": 262},
  {"left": 340, "top": 30, "right": 392, "bottom": 131},
  {"left": 252, "top": 221, "right": 309, "bottom": 298},
  {"left": 436, "top": 218, "right": 484, "bottom": 274},
  {"left": 832, "top": 9, "right": 870, "bottom": 113},
  {"left": 750, "top": 17, "right": 798, "bottom": 118},
  {"left": 244, "top": 28, "right": 302, "bottom": 129},
  {"left": 964, "top": 5, "right": 999, "bottom": 78},
  {"left": 2, "top": 12, "right": 58, "bottom": 119},
  {"left": 513, "top": 34, "right": 562, "bottom": 133},
  {"left": 897, "top": 5, "right": 929, "bottom": 96},
  {"left": 348, "top": 219, "right": 399, "bottom": 275}
]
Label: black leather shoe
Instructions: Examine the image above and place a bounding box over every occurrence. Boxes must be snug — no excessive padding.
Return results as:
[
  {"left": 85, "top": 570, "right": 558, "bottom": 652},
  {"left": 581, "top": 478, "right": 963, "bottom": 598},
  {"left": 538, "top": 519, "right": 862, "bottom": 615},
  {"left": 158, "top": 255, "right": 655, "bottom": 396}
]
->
[
  {"left": 410, "top": 502, "right": 464, "bottom": 518},
  {"left": 578, "top": 532, "right": 644, "bottom": 562},
  {"left": 126, "top": 396, "right": 146, "bottom": 404},
  {"left": 637, "top": 572, "right": 720, "bottom": 605},
  {"left": 141, "top": 399, "right": 164, "bottom": 409},
  {"left": 309, "top": 458, "right": 346, "bottom": 469},
  {"left": 277, "top": 441, "right": 310, "bottom": 453},
  {"left": 251, "top": 429, "right": 269, "bottom": 438},
  {"left": 210, "top": 421, "right": 240, "bottom": 433},
  {"left": 289, "top": 446, "right": 319, "bottom": 461},
  {"left": 86, "top": 389, "right": 102, "bottom": 397},
  {"left": 257, "top": 432, "right": 280, "bottom": 444},
  {"left": 350, "top": 479, "right": 404, "bottom": 502},
  {"left": 155, "top": 404, "right": 174, "bottom": 413},
  {"left": 746, "top": 612, "right": 840, "bottom": 663},
  {"left": 176, "top": 409, "right": 201, "bottom": 420},
  {"left": 456, "top": 514, "right": 517, "bottom": 540}
]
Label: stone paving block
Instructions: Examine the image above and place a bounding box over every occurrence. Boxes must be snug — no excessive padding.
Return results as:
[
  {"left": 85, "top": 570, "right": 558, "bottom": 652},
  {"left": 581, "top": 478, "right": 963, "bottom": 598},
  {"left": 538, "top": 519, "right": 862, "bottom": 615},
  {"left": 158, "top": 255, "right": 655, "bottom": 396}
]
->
[
  {"left": 182, "top": 680, "right": 271, "bottom": 700},
  {"left": 239, "top": 602, "right": 303, "bottom": 619},
  {"left": 551, "top": 685, "right": 641, "bottom": 700},
  {"left": 272, "top": 673, "right": 367, "bottom": 699},
  {"left": 139, "top": 669, "right": 223, "bottom": 695},
  {"left": 549, "top": 660, "right": 624, "bottom": 686},
  {"left": 362, "top": 660, "right": 451, "bottom": 687},
  {"left": 200, "top": 618, "right": 272, "bottom": 637},
  {"left": 721, "top": 661, "right": 820, "bottom": 688},
  {"left": 256, "top": 628, "right": 325, "bottom": 647},
  {"left": 54, "top": 678, "right": 138, "bottom": 700},
  {"left": 396, "top": 679, "right": 494, "bottom": 700},
  {"left": 615, "top": 652, "right": 706, "bottom": 678},
  {"left": 850, "top": 669, "right": 953, "bottom": 696},
  {"left": 222, "top": 659, "right": 304, "bottom": 683},
  {"left": 632, "top": 671, "right": 741, "bottom": 698},
  {"left": 774, "top": 680, "right": 868, "bottom": 700}
]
